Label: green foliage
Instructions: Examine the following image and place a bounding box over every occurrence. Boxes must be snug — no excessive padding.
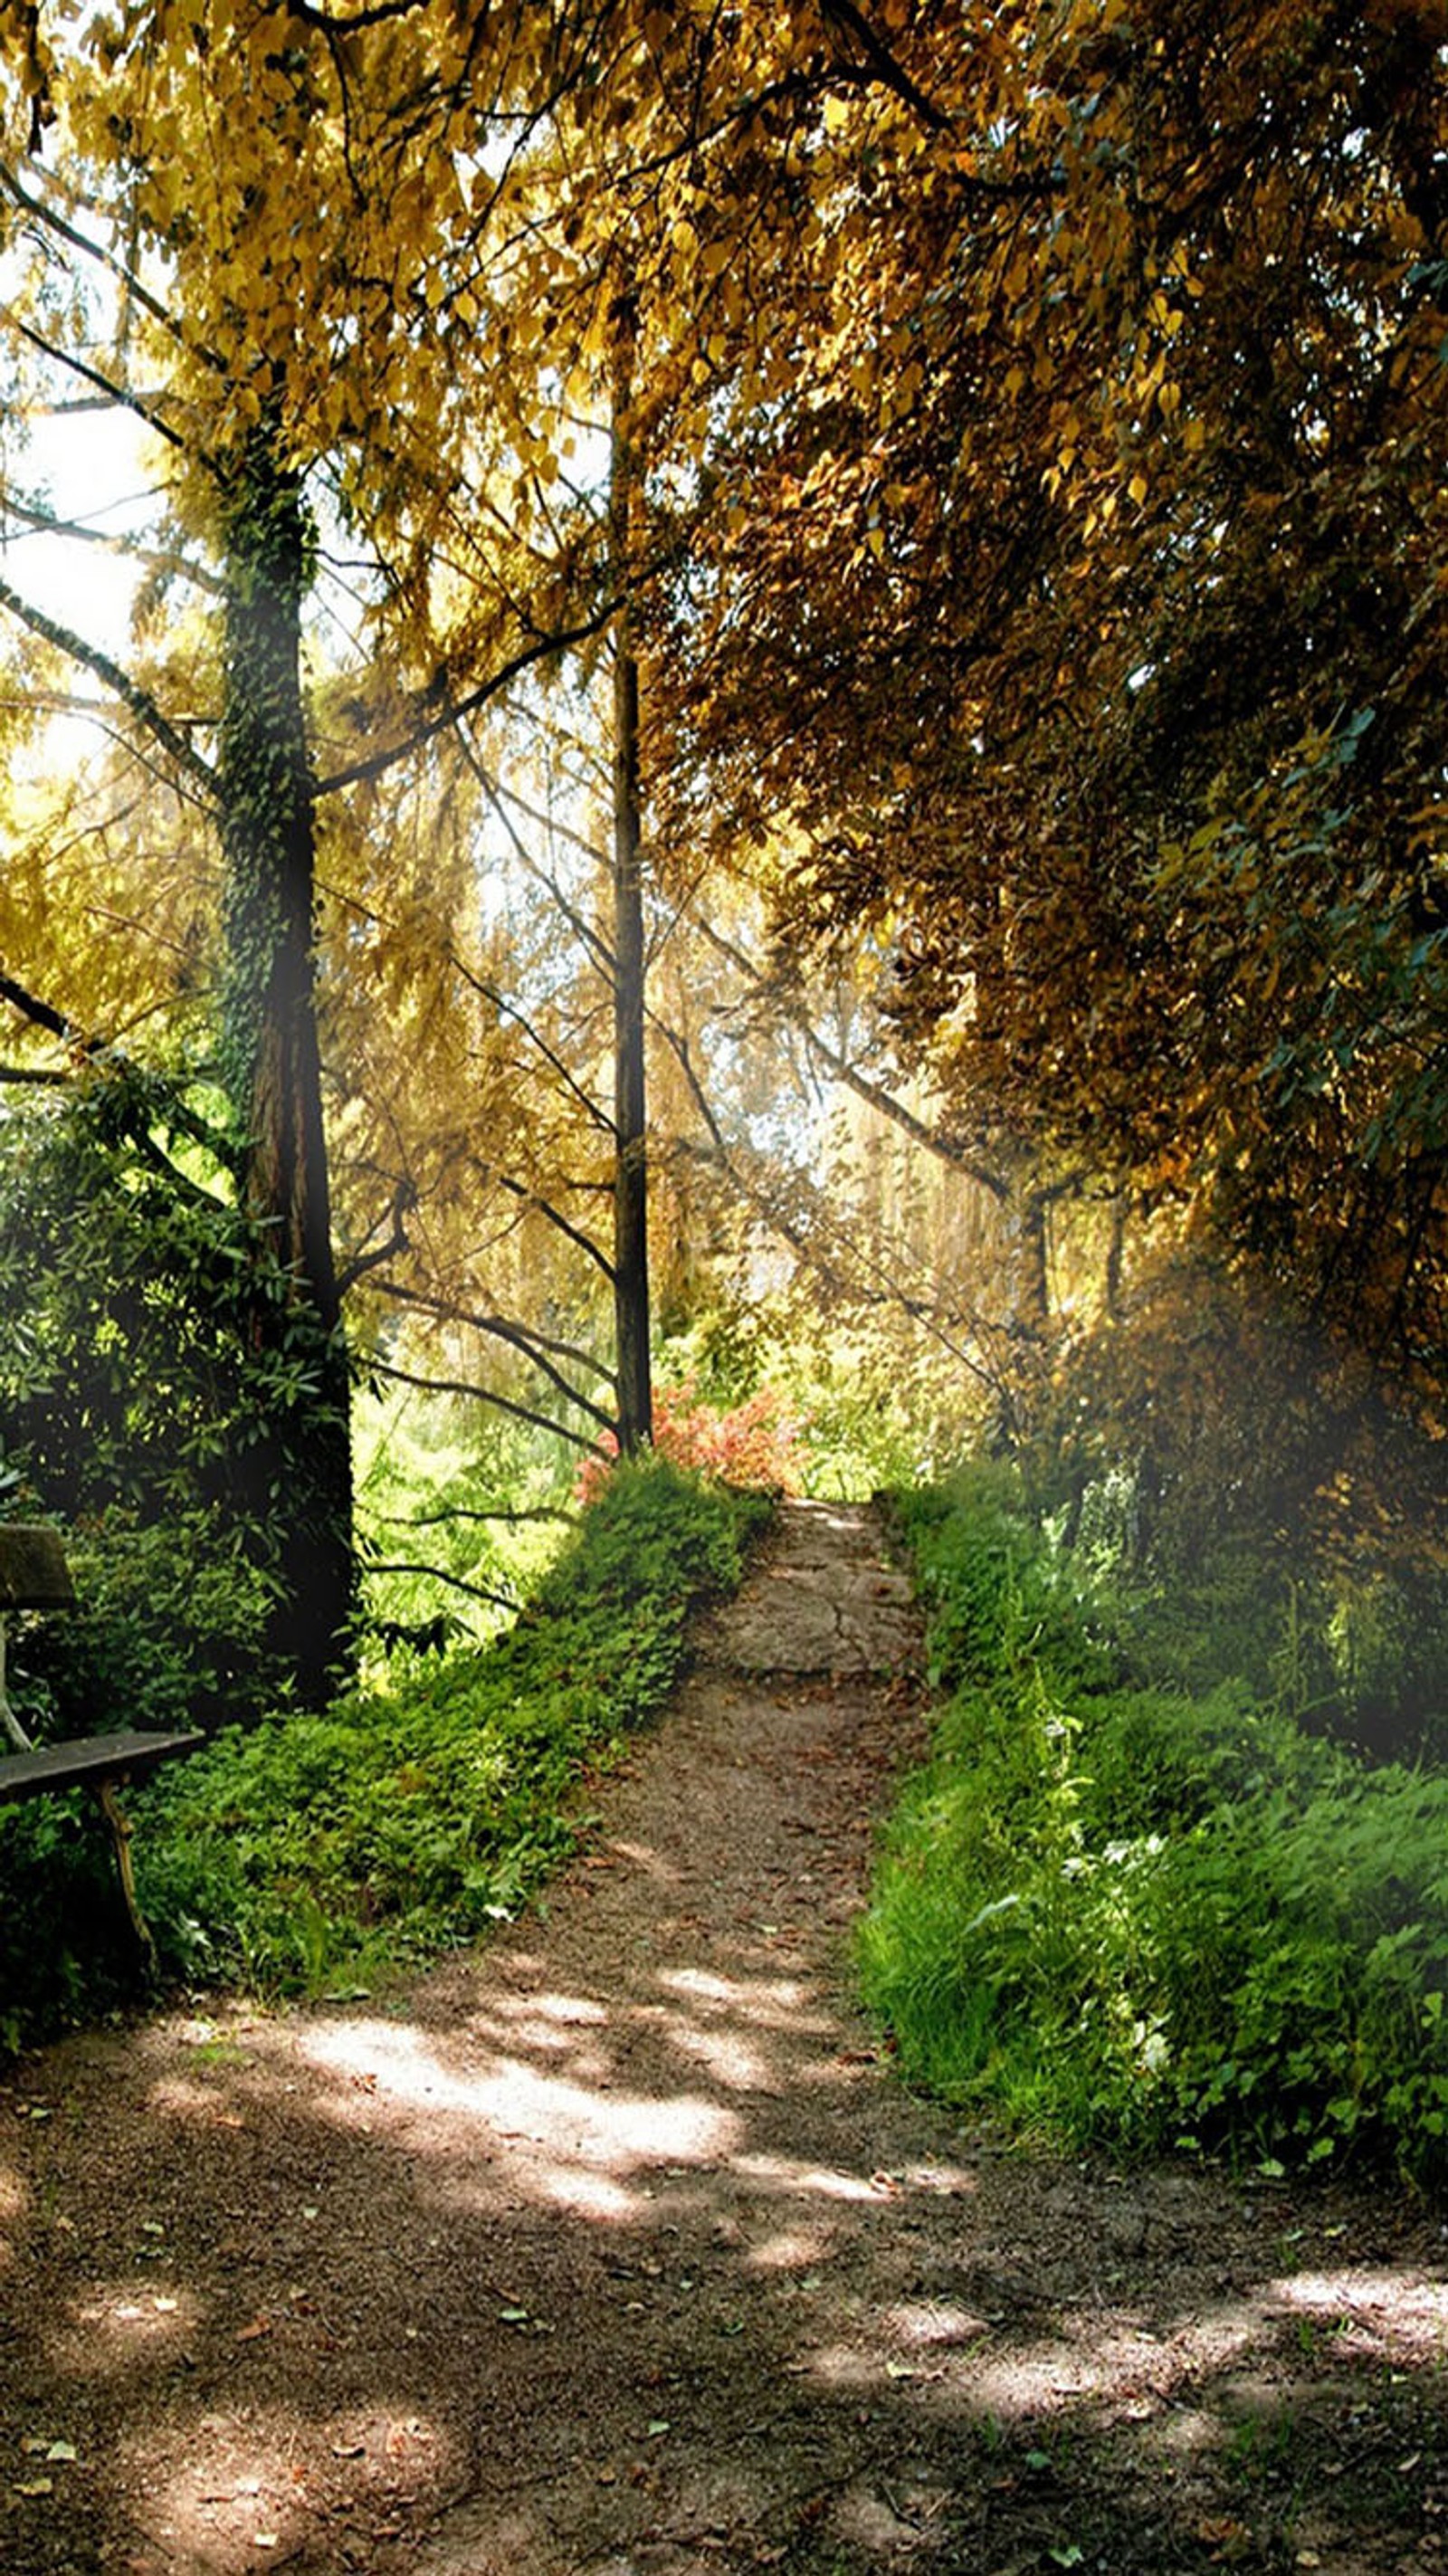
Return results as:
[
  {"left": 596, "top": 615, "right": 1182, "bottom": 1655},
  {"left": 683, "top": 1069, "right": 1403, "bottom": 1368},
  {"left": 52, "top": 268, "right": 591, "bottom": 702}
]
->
[
  {"left": 659, "top": 1310, "right": 984, "bottom": 1502},
  {"left": 5, "top": 1514, "right": 275, "bottom": 1745},
  {"left": 0, "top": 1075, "right": 347, "bottom": 1726},
  {"left": 862, "top": 1465, "right": 1448, "bottom": 2184},
  {"left": 353, "top": 1391, "right": 569, "bottom": 1653},
  {"left": 0, "top": 1455, "right": 764, "bottom": 2043},
  {"left": 1029, "top": 1255, "right": 1448, "bottom": 1747}
]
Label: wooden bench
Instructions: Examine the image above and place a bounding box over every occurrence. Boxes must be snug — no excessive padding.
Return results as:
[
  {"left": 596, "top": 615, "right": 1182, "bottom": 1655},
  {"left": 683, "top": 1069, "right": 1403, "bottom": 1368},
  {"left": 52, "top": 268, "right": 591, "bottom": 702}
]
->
[{"left": 0, "top": 1526, "right": 201, "bottom": 1962}]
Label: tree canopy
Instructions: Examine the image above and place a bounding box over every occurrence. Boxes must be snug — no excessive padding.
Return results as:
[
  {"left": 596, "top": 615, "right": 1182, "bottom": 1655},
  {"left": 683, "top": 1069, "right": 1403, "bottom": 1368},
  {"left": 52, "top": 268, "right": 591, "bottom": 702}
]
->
[{"left": 0, "top": 0, "right": 1443, "bottom": 1692}]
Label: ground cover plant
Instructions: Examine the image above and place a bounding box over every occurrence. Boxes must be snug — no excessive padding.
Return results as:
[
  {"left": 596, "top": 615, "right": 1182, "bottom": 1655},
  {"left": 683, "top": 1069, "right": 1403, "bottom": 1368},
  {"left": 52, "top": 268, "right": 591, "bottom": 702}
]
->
[
  {"left": 861, "top": 1464, "right": 1448, "bottom": 2186},
  {"left": 0, "top": 1455, "right": 768, "bottom": 2052}
]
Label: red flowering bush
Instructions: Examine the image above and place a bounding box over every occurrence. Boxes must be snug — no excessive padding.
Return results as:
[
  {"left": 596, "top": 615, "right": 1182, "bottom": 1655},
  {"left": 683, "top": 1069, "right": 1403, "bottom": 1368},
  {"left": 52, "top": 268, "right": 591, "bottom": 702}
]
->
[{"left": 576, "top": 1379, "right": 805, "bottom": 1506}]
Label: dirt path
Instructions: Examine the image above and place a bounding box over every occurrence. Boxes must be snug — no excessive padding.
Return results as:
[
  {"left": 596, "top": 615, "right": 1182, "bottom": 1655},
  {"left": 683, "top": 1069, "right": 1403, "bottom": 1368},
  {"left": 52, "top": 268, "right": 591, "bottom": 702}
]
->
[{"left": 4, "top": 1501, "right": 1448, "bottom": 2574}]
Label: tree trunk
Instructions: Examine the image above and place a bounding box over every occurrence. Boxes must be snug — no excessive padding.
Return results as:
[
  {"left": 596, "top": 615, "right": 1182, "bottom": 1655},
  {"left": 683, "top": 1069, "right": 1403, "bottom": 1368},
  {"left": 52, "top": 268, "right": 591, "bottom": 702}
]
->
[
  {"left": 610, "top": 314, "right": 653, "bottom": 1455},
  {"left": 218, "top": 424, "right": 354, "bottom": 1703}
]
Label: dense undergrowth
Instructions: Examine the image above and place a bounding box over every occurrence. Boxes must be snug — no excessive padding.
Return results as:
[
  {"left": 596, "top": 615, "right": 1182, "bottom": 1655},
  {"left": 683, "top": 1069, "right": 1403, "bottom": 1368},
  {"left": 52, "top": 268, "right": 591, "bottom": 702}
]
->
[
  {"left": 0, "top": 1457, "right": 768, "bottom": 2056},
  {"left": 862, "top": 1463, "right": 1448, "bottom": 2187}
]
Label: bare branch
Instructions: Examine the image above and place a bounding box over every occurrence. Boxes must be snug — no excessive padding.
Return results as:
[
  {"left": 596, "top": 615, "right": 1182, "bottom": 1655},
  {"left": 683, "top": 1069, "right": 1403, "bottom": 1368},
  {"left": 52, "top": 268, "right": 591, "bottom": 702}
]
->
[
  {"left": 382, "top": 1502, "right": 576, "bottom": 1526},
  {"left": 371, "top": 1359, "right": 600, "bottom": 1453},
  {"left": 684, "top": 909, "right": 1011, "bottom": 1199},
  {"left": 364, "top": 1560, "right": 520, "bottom": 1611},
  {"left": 456, "top": 723, "right": 617, "bottom": 981},
  {"left": 0, "top": 305, "right": 194, "bottom": 455},
  {"left": 0, "top": 569, "right": 217, "bottom": 800},
  {"left": 0, "top": 487, "right": 225, "bottom": 595},
  {"left": 372, "top": 1278, "right": 615, "bottom": 1385},
  {"left": 371, "top": 1287, "right": 614, "bottom": 1426},
  {"left": 310, "top": 602, "right": 619, "bottom": 800}
]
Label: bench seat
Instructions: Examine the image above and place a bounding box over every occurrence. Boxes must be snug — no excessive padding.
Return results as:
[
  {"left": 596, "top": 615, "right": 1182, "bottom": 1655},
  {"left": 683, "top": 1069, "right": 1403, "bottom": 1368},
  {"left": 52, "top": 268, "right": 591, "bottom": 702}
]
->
[
  {"left": 0, "top": 1526, "right": 206, "bottom": 1961},
  {"left": 0, "top": 1728, "right": 203, "bottom": 1802}
]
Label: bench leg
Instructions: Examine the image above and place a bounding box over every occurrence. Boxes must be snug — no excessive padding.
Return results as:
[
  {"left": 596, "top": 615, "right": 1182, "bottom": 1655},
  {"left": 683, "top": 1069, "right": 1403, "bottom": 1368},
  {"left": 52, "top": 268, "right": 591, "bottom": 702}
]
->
[
  {"left": 92, "top": 1779, "right": 157, "bottom": 1969},
  {"left": 0, "top": 1615, "right": 34, "bottom": 1755}
]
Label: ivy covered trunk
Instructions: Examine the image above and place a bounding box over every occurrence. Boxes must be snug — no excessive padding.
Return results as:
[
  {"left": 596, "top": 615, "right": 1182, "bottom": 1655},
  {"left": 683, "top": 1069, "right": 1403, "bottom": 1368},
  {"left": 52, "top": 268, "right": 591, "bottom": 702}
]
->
[{"left": 217, "top": 425, "right": 354, "bottom": 1704}]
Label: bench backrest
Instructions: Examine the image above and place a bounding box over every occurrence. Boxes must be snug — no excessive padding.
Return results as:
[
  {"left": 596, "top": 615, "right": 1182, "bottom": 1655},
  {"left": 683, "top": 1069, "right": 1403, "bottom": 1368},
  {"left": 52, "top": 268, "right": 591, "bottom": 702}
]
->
[{"left": 0, "top": 1526, "right": 76, "bottom": 1610}]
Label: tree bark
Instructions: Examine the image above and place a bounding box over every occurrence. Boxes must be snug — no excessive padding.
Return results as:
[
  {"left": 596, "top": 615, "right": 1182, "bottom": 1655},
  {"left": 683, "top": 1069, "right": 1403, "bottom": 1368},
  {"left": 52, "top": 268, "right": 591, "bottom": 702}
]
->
[
  {"left": 217, "top": 424, "right": 354, "bottom": 1703},
  {"left": 610, "top": 313, "right": 653, "bottom": 1455}
]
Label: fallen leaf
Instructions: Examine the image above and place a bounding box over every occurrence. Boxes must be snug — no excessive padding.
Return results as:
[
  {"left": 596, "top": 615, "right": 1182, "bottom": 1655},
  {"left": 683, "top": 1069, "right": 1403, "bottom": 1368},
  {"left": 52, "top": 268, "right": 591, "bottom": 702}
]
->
[
  {"left": 1196, "top": 2520, "right": 1252, "bottom": 2562},
  {"left": 13, "top": 2477, "right": 54, "bottom": 2497}
]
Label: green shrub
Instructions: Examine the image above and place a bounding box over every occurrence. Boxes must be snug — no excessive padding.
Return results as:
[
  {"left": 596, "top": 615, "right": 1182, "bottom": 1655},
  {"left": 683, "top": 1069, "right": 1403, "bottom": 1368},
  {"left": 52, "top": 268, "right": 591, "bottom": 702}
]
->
[
  {"left": 861, "top": 1462, "right": 1448, "bottom": 2184},
  {"left": 0, "top": 1075, "right": 347, "bottom": 1719},
  {"left": 0, "top": 1455, "right": 767, "bottom": 2040},
  {"left": 6, "top": 1512, "right": 278, "bottom": 1742}
]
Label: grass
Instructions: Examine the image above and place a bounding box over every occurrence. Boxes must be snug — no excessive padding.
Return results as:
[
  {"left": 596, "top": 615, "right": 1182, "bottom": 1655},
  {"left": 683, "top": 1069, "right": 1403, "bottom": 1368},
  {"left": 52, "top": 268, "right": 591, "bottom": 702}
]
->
[
  {"left": 0, "top": 1455, "right": 769, "bottom": 2050},
  {"left": 859, "top": 1462, "right": 1448, "bottom": 2186}
]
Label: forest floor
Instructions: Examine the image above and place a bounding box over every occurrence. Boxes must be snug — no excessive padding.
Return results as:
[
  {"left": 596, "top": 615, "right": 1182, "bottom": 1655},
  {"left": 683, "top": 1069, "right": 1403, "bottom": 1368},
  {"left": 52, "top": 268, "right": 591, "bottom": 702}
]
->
[{"left": 5, "top": 1501, "right": 1448, "bottom": 2575}]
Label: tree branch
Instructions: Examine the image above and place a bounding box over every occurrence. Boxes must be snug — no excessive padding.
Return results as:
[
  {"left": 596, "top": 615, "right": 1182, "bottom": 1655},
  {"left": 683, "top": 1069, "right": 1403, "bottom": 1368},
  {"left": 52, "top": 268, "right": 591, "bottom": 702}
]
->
[
  {"left": 0, "top": 486, "right": 226, "bottom": 595},
  {"left": 0, "top": 157, "right": 186, "bottom": 346},
  {"left": 0, "top": 305, "right": 194, "bottom": 454},
  {"left": 0, "top": 968, "right": 241, "bottom": 1177},
  {"left": 819, "top": 0, "right": 951, "bottom": 134},
  {"left": 372, "top": 1278, "right": 615, "bottom": 1385},
  {"left": 335, "top": 1179, "right": 415, "bottom": 1294},
  {"left": 456, "top": 723, "right": 617, "bottom": 981},
  {"left": 0, "top": 571, "right": 216, "bottom": 799},
  {"left": 371, "top": 1285, "right": 614, "bottom": 1426},
  {"left": 310, "top": 601, "right": 618, "bottom": 800},
  {"left": 364, "top": 1560, "right": 520, "bottom": 1611},
  {"left": 684, "top": 909, "right": 1012, "bottom": 1198},
  {"left": 489, "top": 1169, "right": 616, "bottom": 1282},
  {"left": 370, "top": 1359, "right": 599, "bottom": 1452}
]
